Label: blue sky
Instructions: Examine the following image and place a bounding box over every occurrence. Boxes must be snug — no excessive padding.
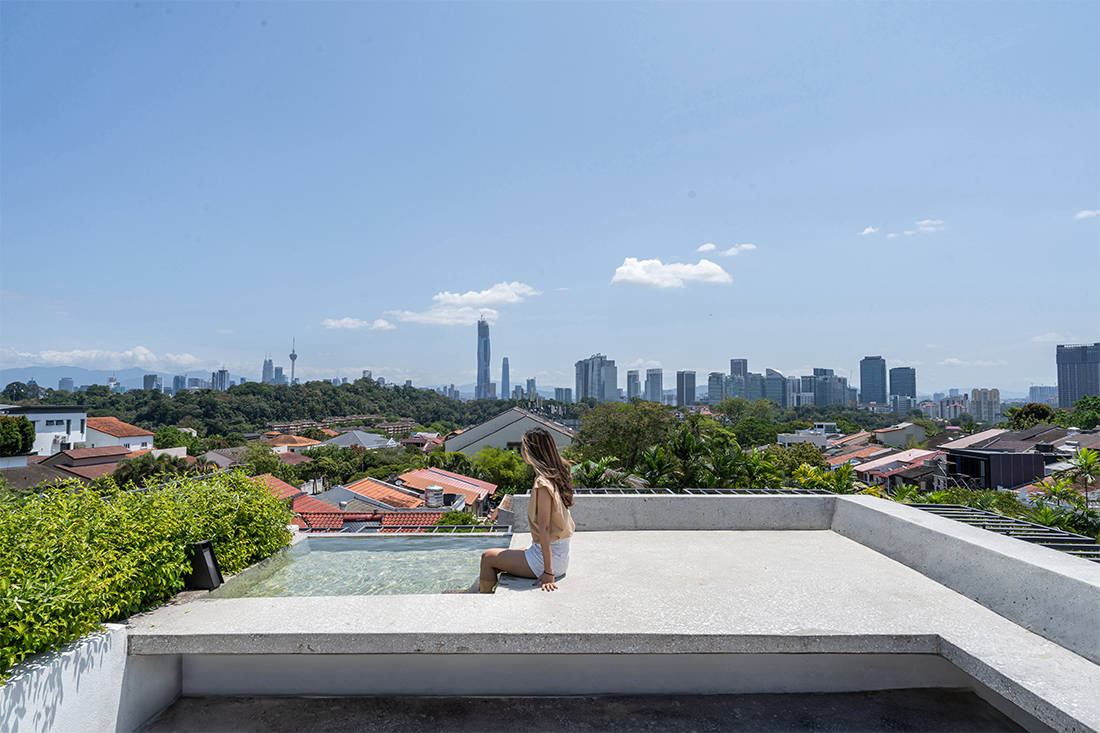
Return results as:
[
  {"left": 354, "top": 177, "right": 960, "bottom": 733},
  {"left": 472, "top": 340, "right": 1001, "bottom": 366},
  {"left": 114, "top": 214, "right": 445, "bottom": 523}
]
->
[{"left": 1, "top": 1, "right": 1097, "bottom": 395}]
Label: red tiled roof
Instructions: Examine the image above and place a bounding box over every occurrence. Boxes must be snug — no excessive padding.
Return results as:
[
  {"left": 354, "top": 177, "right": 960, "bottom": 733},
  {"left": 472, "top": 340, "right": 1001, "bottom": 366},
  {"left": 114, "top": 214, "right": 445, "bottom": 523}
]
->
[
  {"left": 345, "top": 477, "right": 424, "bottom": 509},
  {"left": 826, "top": 445, "right": 892, "bottom": 467},
  {"left": 292, "top": 492, "right": 339, "bottom": 515},
  {"left": 268, "top": 434, "right": 321, "bottom": 447},
  {"left": 58, "top": 446, "right": 131, "bottom": 460},
  {"left": 831, "top": 431, "right": 870, "bottom": 446},
  {"left": 86, "top": 417, "right": 154, "bottom": 438},
  {"left": 253, "top": 473, "right": 300, "bottom": 500},
  {"left": 56, "top": 463, "right": 120, "bottom": 480},
  {"left": 319, "top": 428, "right": 339, "bottom": 437},
  {"left": 293, "top": 513, "right": 345, "bottom": 529},
  {"left": 279, "top": 452, "right": 313, "bottom": 465},
  {"left": 397, "top": 468, "right": 497, "bottom": 501},
  {"left": 381, "top": 511, "right": 445, "bottom": 527}
]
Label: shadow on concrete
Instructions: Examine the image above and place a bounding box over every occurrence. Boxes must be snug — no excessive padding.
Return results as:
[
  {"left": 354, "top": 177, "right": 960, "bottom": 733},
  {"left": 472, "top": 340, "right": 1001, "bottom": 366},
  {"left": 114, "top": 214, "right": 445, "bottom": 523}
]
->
[{"left": 144, "top": 689, "right": 1023, "bottom": 732}]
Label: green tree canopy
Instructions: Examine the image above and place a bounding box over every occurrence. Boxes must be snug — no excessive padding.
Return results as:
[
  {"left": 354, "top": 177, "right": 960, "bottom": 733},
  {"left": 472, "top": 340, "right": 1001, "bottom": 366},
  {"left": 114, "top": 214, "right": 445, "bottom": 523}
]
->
[{"left": 0, "top": 416, "right": 35, "bottom": 457}]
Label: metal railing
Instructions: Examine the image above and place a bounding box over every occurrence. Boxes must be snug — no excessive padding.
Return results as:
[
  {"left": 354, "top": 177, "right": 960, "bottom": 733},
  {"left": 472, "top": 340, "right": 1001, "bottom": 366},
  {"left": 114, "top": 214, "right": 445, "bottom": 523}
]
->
[
  {"left": 568, "top": 488, "right": 833, "bottom": 495},
  {"left": 907, "top": 503, "right": 1100, "bottom": 563}
]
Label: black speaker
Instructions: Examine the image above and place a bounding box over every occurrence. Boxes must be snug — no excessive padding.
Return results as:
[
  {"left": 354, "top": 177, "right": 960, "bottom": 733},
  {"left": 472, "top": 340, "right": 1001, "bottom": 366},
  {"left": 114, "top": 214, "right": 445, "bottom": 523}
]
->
[{"left": 184, "top": 539, "right": 224, "bottom": 590}]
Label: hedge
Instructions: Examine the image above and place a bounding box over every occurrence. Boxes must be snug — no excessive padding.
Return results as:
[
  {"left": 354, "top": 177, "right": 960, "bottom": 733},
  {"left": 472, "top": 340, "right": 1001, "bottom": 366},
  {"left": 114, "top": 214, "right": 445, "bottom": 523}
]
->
[{"left": 0, "top": 471, "right": 293, "bottom": 678}]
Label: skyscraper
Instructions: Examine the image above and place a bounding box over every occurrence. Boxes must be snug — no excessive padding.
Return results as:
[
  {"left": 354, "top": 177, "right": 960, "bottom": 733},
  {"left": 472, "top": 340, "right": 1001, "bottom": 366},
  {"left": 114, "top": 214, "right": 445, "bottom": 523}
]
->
[
  {"left": 644, "top": 368, "right": 663, "bottom": 402},
  {"left": 764, "top": 369, "right": 787, "bottom": 408},
  {"left": 889, "top": 367, "right": 916, "bottom": 398},
  {"left": 626, "top": 370, "right": 641, "bottom": 400},
  {"left": 524, "top": 378, "right": 536, "bottom": 399},
  {"left": 172, "top": 375, "right": 186, "bottom": 393},
  {"left": 274, "top": 366, "right": 285, "bottom": 386},
  {"left": 745, "top": 372, "right": 766, "bottom": 402},
  {"left": 212, "top": 369, "right": 230, "bottom": 391},
  {"left": 289, "top": 340, "right": 298, "bottom": 385},
  {"left": 676, "top": 370, "right": 696, "bottom": 406},
  {"left": 262, "top": 357, "right": 274, "bottom": 385},
  {"left": 1028, "top": 385, "right": 1058, "bottom": 405},
  {"left": 476, "top": 319, "right": 491, "bottom": 400},
  {"left": 707, "top": 372, "right": 725, "bottom": 403},
  {"left": 58, "top": 377, "right": 74, "bottom": 392},
  {"left": 501, "top": 357, "right": 510, "bottom": 400},
  {"left": 1056, "top": 343, "right": 1100, "bottom": 408},
  {"left": 860, "top": 356, "right": 887, "bottom": 405},
  {"left": 143, "top": 374, "right": 158, "bottom": 391},
  {"left": 575, "top": 354, "right": 617, "bottom": 402},
  {"left": 970, "top": 388, "right": 1001, "bottom": 423},
  {"left": 554, "top": 387, "right": 573, "bottom": 402},
  {"left": 730, "top": 359, "right": 748, "bottom": 379}
]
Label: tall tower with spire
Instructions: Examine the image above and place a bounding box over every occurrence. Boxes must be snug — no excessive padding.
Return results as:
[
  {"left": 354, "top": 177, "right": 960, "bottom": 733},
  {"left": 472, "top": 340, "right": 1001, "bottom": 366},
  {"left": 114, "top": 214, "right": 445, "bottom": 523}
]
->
[{"left": 289, "top": 339, "right": 298, "bottom": 385}]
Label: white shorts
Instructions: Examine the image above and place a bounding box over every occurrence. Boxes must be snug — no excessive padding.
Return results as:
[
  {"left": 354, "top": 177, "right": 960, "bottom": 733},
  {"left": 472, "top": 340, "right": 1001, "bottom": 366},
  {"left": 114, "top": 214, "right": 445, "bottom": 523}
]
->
[{"left": 524, "top": 539, "right": 570, "bottom": 578}]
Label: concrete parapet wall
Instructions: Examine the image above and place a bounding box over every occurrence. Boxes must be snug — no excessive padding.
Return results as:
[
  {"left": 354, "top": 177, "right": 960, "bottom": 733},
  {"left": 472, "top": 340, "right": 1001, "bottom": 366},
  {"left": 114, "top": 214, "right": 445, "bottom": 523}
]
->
[
  {"left": 510, "top": 494, "right": 834, "bottom": 532},
  {"left": 831, "top": 495, "right": 1100, "bottom": 666},
  {"left": 0, "top": 624, "right": 180, "bottom": 733}
]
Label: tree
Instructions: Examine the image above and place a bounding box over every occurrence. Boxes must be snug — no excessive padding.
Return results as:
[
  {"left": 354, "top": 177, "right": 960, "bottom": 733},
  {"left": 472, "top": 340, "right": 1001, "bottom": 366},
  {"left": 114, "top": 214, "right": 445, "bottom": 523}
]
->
[
  {"left": 573, "top": 401, "right": 676, "bottom": 471},
  {"left": 436, "top": 510, "right": 477, "bottom": 526},
  {"left": 241, "top": 443, "right": 282, "bottom": 476},
  {"left": 762, "top": 443, "right": 826, "bottom": 476},
  {"left": 571, "top": 457, "right": 624, "bottom": 488},
  {"left": 637, "top": 445, "right": 675, "bottom": 488},
  {"left": 1005, "top": 402, "right": 1055, "bottom": 430},
  {"left": 470, "top": 447, "right": 533, "bottom": 494},
  {"left": 0, "top": 416, "right": 35, "bottom": 457},
  {"left": 154, "top": 426, "right": 191, "bottom": 450},
  {"left": 112, "top": 453, "right": 189, "bottom": 487},
  {"left": 1, "top": 382, "right": 33, "bottom": 402},
  {"left": 1071, "top": 396, "right": 1100, "bottom": 430}
]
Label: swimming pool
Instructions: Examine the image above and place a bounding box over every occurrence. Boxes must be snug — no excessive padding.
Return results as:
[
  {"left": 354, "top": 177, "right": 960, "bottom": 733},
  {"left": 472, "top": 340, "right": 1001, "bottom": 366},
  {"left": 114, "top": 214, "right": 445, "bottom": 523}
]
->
[{"left": 209, "top": 535, "right": 511, "bottom": 597}]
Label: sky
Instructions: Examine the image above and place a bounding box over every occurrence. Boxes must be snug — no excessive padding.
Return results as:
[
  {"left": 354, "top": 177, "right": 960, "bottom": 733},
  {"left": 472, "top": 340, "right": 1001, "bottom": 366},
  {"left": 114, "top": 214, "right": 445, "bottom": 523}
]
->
[{"left": 1, "top": 1, "right": 1098, "bottom": 396}]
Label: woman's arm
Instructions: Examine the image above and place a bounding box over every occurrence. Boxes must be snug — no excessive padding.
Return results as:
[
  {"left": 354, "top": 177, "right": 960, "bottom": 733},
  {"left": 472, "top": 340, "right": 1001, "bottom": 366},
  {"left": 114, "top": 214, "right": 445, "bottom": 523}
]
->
[{"left": 533, "top": 482, "right": 558, "bottom": 591}]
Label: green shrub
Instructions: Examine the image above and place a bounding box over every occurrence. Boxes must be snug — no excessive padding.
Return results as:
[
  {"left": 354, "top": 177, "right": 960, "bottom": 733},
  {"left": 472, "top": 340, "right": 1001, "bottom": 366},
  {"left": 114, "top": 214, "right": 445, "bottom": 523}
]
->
[
  {"left": 0, "top": 471, "right": 292, "bottom": 678},
  {"left": 0, "top": 416, "right": 34, "bottom": 457}
]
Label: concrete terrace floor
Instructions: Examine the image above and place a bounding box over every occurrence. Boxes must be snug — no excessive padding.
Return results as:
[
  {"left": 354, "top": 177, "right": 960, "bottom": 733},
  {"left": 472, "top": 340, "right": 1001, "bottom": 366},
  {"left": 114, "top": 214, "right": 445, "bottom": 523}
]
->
[
  {"left": 128, "top": 530, "right": 1100, "bottom": 730},
  {"left": 144, "top": 689, "right": 1022, "bottom": 732}
]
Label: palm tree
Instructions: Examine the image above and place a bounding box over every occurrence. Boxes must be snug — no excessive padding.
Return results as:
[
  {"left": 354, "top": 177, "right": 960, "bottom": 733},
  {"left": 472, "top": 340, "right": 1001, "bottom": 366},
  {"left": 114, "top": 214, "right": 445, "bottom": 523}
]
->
[
  {"left": 571, "top": 457, "right": 622, "bottom": 488},
  {"left": 638, "top": 445, "right": 675, "bottom": 488}
]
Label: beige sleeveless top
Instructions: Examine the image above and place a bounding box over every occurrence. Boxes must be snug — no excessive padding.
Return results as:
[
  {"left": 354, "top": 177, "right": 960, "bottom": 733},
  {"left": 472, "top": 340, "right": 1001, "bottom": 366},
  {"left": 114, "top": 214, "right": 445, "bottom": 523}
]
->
[{"left": 527, "top": 475, "right": 575, "bottom": 544}]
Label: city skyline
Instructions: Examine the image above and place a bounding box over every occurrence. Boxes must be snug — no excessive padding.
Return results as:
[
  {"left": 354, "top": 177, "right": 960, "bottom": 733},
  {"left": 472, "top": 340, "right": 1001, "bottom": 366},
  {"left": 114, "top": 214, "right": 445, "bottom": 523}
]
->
[{"left": 1, "top": 3, "right": 1097, "bottom": 394}]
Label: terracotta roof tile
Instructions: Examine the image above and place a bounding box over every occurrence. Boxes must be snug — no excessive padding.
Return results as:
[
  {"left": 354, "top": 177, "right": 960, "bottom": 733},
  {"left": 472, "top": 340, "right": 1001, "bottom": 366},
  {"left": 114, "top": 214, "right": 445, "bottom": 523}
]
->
[
  {"left": 345, "top": 477, "right": 424, "bottom": 509},
  {"left": 381, "top": 511, "right": 445, "bottom": 526},
  {"left": 279, "top": 452, "right": 313, "bottom": 465},
  {"left": 57, "top": 463, "right": 120, "bottom": 480},
  {"left": 86, "top": 417, "right": 154, "bottom": 438},
  {"left": 56, "top": 446, "right": 131, "bottom": 460},
  {"left": 397, "top": 468, "right": 497, "bottom": 501},
  {"left": 267, "top": 434, "right": 321, "bottom": 447}
]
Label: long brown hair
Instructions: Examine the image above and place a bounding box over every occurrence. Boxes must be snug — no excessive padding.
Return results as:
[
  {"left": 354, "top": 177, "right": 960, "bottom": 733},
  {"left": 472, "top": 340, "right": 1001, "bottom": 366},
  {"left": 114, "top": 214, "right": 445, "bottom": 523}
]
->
[{"left": 521, "top": 427, "right": 574, "bottom": 507}]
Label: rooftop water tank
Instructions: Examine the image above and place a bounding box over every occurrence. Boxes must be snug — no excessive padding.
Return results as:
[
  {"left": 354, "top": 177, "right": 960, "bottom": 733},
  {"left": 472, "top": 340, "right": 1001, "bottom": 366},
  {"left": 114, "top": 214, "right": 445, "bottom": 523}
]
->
[{"left": 425, "top": 485, "right": 445, "bottom": 508}]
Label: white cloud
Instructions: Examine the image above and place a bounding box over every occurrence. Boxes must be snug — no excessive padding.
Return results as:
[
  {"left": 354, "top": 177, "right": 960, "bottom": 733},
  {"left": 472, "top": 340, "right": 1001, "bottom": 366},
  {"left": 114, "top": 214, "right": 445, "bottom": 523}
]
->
[
  {"left": 696, "top": 243, "right": 717, "bottom": 252},
  {"left": 432, "top": 281, "right": 540, "bottom": 308},
  {"left": 1031, "top": 331, "right": 1077, "bottom": 344},
  {"left": 886, "top": 233, "right": 898, "bottom": 239},
  {"left": 1074, "top": 209, "right": 1099, "bottom": 220},
  {"left": 859, "top": 226, "right": 878, "bottom": 236},
  {"left": 915, "top": 218, "right": 945, "bottom": 232},
  {"left": 720, "top": 243, "right": 757, "bottom": 256},
  {"left": 386, "top": 306, "right": 497, "bottom": 326},
  {"left": 903, "top": 230, "right": 916, "bottom": 236},
  {"left": 939, "top": 357, "right": 1008, "bottom": 367},
  {"left": 611, "top": 258, "right": 733, "bottom": 288},
  {"left": 626, "top": 358, "right": 664, "bottom": 370},
  {"left": 381, "top": 281, "right": 540, "bottom": 327},
  {"left": 322, "top": 317, "right": 395, "bottom": 330},
  {"left": 0, "top": 345, "right": 201, "bottom": 371}
]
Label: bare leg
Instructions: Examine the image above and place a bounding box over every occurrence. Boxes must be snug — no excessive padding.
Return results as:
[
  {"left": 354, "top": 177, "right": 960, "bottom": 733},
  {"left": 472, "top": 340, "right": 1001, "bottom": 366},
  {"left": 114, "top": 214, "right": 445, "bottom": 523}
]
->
[{"left": 479, "top": 548, "right": 535, "bottom": 592}]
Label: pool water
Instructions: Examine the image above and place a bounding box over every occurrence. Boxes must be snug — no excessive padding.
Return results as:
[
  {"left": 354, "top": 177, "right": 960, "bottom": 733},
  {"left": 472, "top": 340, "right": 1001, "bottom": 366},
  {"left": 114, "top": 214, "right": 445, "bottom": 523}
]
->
[{"left": 209, "top": 535, "right": 511, "bottom": 597}]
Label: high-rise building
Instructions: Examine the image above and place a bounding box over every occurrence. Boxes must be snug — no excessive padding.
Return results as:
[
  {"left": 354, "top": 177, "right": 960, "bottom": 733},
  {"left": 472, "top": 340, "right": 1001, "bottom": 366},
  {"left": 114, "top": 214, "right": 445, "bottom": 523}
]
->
[
  {"left": 970, "top": 388, "right": 1002, "bottom": 423},
  {"left": 810, "top": 368, "right": 847, "bottom": 407},
  {"left": 289, "top": 339, "right": 298, "bottom": 386},
  {"left": 626, "top": 370, "right": 641, "bottom": 400},
  {"left": 58, "top": 377, "right": 74, "bottom": 392},
  {"left": 575, "top": 354, "right": 617, "bottom": 402},
  {"left": 707, "top": 372, "right": 726, "bottom": 403},
  {"left": 764, "top": 369, "right": 787, "bottom": 407},
  {"left": 489, "top": 382, "right": 497, "bottom": 400},
  {"left": 644, "top": 368, "right": 663, "bottom": 403},
  {"left": 172, "top": 375, "right": 186, "bottom": 393},
  {"left": 526, "top": 378, "right": 537, "bottom": 399},
  {"left": 730, "top": 359, "right": 748, "bottom": 379},
  {"left": 676, "top": 370, "right": 696, "bottom": 406},
  {"left": 476, "top": 319, "right": 491, "bottom": 400},
  {"left": 745, "top": 372, "right": 766, "bottom": 402},
  {"left": 860, "top": 356, "right": 887, "bottom": 405},
  {"left": 212, "top": 369, "right": 230, "bottom": 391},
  {"left": 1028, "top": 385, "right": 1058, "bottom": 405},
  {"left": 725, "top": 374, "right": 745, "bottom": 400},
  {"left": 554, "top": 387, "right": 573, "bottom": 402},
  {"left": 262, "top": 357, "right": 274, "bottom": 385},
  {"left": 890, "top": 395, "right": 918, "bottom": 415},
  {"left": 362, "top": 370, "right": 372, "bottom": 380},
  {"left": 1056, "top": 343, "right": 1100, "bottom": 408},
  {"left": 274, "top": 366, "right": 285, "bottom": 386},
  {"left": 501, "top": 357, "right": 510, "bottom": 401},
  {"left": 404, "top": 379, "right": 412, "bottom": 387},
  {"left": 143, "top": 374, "right": 158, "bottom": 391},
  {"left": 889, "top": 367, "right": 916, "bottom": 398},
  {"left": 786, "top": 376, "right": 801, "bottom": 408},
  {"left": 513, "top": 385, "right": 525, "bottom": 400}
]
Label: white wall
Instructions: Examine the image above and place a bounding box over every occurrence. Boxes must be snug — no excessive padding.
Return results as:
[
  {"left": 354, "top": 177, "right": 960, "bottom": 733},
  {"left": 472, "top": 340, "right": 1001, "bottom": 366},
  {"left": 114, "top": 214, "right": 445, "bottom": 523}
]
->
[
  {"left": 21, "top": 409, "right": 87, "bottom": 455},
  {"left": 0, "top": 624, "right": 180, "bottom": 733},
  {"left": 85, "top": 428, "right": 153, "bottom": 451}
]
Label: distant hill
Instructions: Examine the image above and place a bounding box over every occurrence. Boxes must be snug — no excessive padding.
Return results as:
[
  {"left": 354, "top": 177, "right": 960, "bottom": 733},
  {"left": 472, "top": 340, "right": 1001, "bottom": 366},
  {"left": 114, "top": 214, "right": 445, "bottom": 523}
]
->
[{"left": 0, "top": 366, "right": 247, "bottom": 391}]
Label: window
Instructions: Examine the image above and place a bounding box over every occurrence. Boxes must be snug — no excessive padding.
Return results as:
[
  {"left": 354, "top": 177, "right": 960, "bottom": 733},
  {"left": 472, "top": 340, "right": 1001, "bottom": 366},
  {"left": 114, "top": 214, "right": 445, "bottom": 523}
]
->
[{"left": 80, "top": 419, "right": 85, "bottom": 433}]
